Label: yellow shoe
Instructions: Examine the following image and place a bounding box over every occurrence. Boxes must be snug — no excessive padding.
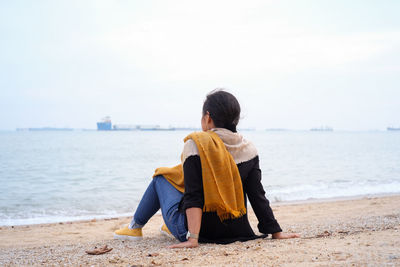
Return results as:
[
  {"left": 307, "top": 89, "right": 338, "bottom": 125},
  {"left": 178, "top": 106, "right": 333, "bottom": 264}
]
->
[
  {"left": 114, "top": 226, "right": 143, "bottom": 241},
  {"left": 160, "top": 224, "right": 174, "bottom": 239}
]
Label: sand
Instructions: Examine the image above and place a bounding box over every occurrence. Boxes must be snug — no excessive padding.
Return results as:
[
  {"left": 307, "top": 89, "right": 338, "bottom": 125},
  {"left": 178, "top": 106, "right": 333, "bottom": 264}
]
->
[{"left": 1, "top": 195, "right": 399, "bottom": 266}]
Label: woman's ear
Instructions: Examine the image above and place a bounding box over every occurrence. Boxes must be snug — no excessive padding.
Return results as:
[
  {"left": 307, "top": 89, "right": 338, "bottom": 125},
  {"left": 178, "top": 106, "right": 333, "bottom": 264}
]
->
[
  {"left": 207, "top": 114, "right": 216, "bottom": 129},
  {"left": 206, "top": 114, "right": 212, "bottom": 124}
]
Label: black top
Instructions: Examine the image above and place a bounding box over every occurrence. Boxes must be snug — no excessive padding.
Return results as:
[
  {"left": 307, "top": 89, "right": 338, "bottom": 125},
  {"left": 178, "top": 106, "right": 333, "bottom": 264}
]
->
[{"left": 178, "top": 155, "right": 282, "bottom": 244}]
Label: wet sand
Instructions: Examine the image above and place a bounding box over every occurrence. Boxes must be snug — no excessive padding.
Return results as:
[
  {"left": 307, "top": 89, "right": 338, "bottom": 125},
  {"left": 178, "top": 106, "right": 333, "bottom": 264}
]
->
[{"left": 1, "top": 195, "right": 399, "bottom": 266}]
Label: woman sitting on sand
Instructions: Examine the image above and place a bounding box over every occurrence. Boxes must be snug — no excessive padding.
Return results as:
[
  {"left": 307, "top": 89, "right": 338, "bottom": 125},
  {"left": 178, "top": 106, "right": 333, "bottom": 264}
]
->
[{"left": 114, "top": 89, "right": 299, "bottom": 248}]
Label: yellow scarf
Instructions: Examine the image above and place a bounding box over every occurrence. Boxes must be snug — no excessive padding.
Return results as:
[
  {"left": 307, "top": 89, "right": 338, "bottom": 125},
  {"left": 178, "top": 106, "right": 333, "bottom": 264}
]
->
[{"left": 153, "top": 131, "right": 246, "bottom": 221}]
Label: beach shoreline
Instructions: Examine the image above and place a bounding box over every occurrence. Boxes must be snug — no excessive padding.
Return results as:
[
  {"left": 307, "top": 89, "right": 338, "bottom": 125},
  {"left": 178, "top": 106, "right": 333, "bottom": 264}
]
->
[
  {"left": 3, "top": 192, "right": 399, "bottom": 228},
  {"left": 1, "top": 195, "right": 399, "bottom": 266},
  {"left": 270, "top": 192, "right": 400, "bottom": 206}
]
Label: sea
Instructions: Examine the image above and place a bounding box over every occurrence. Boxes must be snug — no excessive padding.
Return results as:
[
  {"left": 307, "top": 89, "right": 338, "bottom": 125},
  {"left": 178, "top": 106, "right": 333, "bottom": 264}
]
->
[{"left": 0, "top": 130, "right": 399, "bottom": 226}]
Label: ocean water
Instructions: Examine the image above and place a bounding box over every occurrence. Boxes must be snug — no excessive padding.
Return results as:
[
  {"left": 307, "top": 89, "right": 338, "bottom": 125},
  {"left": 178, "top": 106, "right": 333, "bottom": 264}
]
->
[{"left": 0, "top": 130, "right": 399, "bottom": 226}]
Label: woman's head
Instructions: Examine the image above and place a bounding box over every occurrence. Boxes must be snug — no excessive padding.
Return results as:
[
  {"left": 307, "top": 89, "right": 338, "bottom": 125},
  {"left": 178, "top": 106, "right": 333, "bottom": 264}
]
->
[{"left": 201, "top": 89, "right": 241, "bottom": 132}]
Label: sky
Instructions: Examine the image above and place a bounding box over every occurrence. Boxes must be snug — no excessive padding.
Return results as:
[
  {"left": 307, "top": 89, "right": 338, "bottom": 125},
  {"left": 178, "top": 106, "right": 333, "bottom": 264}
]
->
[{"left": 0, "top": 0, "right": 399, "bottom": 131}]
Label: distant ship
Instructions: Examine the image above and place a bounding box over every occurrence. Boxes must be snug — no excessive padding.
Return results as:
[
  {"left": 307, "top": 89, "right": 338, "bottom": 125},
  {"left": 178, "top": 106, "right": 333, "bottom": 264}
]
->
[
  {"left": 16, "top": 127, "right": 73, "bottom": 131},
  {"left": 387, "top": 127, "right": 400, "bottom": 131},
  {"left": 265, "top": 128, "right": 288, "bottom": 132},
  {"left": 138, "top": 125, "right": 162, "bottom": 131},
  {"left": 310, "top": 126, "right": 333, "bottom": 132},
  {"left": 97, "top": 116, "right": 112, "bottom": 131},
  {"left": 96, "top": 117, "right": 199, "bottom": 131},
  {"left": 113, "top": 124, "right": 139, "bottom": 131}
]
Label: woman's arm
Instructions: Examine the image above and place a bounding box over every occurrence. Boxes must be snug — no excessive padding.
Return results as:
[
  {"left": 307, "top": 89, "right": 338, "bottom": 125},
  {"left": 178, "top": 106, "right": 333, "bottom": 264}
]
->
[
  {"left": 244, "top": 157, "right": 282, "bottom": 234},
  {"left": 244, "top": 157, "right": 300, "bottom": 238},
  {"left": 169, "top": 154, "right": 204, "bottom": 248},
  {"left": 169, "top": 207, "right": 202, "bottom": 248}
]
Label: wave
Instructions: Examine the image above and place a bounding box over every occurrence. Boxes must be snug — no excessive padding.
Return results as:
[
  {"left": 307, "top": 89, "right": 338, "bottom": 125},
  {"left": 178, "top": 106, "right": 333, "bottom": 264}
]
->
[
  {"left": 1, "top": 180, "right": 399, "bottom": 226},
  {"left": 0, "top": 212, "right": 134, "bottom": 226},
  {"left": 266, "top": 179, "right": 400, "bottom": 202}
]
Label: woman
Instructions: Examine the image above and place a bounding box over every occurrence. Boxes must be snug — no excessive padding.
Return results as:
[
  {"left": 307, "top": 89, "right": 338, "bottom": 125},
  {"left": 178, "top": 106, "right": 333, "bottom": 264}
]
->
[{"left": 114, "top": 89, "right": 299, "bottom": 248}]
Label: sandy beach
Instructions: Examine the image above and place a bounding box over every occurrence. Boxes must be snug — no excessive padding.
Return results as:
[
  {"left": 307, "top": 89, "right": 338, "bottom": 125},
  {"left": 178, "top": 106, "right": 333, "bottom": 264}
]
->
[{"left": 1, "top": 195, "right": 399, "bottom": 266}]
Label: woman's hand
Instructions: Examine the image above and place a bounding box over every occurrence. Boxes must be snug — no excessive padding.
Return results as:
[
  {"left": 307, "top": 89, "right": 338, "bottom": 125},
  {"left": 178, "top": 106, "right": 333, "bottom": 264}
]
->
[
  {"left": 168, "top": 238, "right": 199, "bottom": 249},
  {"left": 168, "top": 207, "right": 202, "bottom": 249},
  {"left": 272, "top": 232, "right": 300, "bottom": 239}
]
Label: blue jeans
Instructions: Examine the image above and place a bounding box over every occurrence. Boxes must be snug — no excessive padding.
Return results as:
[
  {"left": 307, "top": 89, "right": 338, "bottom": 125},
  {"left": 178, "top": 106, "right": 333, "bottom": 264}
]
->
[{"left": 131, "top": 175, "right": 187, "bottom": 242}]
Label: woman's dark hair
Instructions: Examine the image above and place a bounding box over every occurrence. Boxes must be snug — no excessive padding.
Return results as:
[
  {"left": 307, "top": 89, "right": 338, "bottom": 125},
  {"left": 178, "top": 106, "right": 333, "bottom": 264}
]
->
[{"left": 202, "top": 89, "right": 241, "bottom": 132}]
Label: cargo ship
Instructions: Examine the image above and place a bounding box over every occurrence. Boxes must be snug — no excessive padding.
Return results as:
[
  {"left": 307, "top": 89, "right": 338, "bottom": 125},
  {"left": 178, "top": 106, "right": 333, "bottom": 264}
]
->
[
  {"left": 310, "top": 126, "right": 333, "bottom": 131},
  {"left": 16, "top": 127, "right": 73, "bottom": 131},
  {"left": 97, "top": 116, "right": 112, "bottom": 130},
  {"left": 387, "top": 127, "right": 400, "bottom": 131},
  {"left": 113, "top": 124, "right": 139, "bottom": 131},
  {"left": 96, "top": 117, "right": 199, "bottom": 131}
]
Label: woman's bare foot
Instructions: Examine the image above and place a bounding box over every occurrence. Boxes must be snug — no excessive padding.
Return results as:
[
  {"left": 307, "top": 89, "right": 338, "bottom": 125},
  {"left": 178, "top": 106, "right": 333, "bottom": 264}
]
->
[{"left": 272, "top": 232, "right": 300, "bottom": 239}]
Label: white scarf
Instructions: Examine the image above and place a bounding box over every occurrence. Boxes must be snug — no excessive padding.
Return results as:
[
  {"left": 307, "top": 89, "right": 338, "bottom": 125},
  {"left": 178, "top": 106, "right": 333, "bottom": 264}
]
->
[{"left": 182, "top": 128, "right": 258, "bottom": 164}]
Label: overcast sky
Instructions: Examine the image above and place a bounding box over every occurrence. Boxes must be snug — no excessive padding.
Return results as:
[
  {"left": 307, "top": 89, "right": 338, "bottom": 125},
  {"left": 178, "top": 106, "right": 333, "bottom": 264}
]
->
[{"left": 1, "top": 0, "right": 399, "bottom": 131}]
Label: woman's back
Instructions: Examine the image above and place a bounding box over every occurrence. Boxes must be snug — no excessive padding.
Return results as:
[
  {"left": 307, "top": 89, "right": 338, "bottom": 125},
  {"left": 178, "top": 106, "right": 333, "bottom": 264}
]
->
[{"left": 179, "top": 128, "right": 282, "bottom": 244}]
